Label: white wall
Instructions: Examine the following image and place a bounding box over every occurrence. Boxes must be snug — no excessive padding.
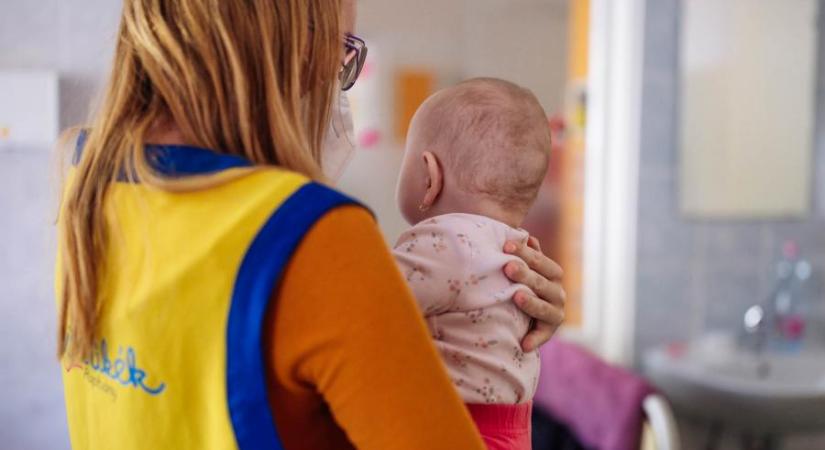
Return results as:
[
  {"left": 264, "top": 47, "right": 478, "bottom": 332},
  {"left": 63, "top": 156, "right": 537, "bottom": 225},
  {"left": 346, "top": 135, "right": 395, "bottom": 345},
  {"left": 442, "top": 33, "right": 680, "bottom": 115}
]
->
[
  {"left": 340, "top": 0, "right": 569, "bottom": 242},
  {"left": 0, "top": 0, "right": 122, "bottom": 127},
  {"left": 356, "top": 0, "right": 568, "bottom": 112},
  {"left": 0, "top": 2, "right": 122, "bottom": 448}
]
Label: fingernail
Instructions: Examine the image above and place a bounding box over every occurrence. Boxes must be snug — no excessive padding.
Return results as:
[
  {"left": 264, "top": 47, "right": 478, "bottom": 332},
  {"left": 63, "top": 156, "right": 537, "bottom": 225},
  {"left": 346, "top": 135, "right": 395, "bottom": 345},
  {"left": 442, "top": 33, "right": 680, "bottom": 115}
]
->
[
  {"left": 504, "top": 242, "right": 517, "bottom": 253},
  {"left": 505, "top": 263, "right": 517, "bottom": 277},
  {"left": 522, "top": 341, "right": 533, "bottom": 352}
]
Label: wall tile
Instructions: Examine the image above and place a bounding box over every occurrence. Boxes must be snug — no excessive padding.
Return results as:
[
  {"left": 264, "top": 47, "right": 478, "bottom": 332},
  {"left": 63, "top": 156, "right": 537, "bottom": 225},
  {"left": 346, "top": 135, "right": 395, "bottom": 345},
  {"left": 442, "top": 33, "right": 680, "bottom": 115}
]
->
[
  {"left": 702, "top": 264, "right": 764, "bottom": 332},
  {"left": 702, "top": 222, "right": 769, "bottom": 265}
]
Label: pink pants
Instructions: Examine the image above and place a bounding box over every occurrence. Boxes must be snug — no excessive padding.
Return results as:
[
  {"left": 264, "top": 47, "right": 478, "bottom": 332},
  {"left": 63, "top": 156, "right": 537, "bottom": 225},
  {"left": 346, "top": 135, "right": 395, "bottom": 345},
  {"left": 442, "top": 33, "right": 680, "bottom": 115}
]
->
[{"left": 466, "top": 402, "right": 532, "bottom": 450}]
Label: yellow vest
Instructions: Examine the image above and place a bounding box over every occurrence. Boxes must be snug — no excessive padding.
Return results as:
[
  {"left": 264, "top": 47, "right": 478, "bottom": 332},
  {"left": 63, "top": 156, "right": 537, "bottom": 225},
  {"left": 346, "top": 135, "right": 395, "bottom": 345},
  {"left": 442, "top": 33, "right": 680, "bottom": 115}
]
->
[{"left": 59, "top": 136, "right": 361, "bottom": 449}]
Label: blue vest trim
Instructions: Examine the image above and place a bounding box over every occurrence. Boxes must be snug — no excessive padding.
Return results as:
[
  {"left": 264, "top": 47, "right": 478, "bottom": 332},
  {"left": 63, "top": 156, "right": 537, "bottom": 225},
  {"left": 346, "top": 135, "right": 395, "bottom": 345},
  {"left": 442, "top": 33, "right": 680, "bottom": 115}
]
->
[
  {"left": 226, "top": 182, "right": 364, "bottom": 450},
  {"left": 73, "top": 130, "right": 252, "bottom": 178}
]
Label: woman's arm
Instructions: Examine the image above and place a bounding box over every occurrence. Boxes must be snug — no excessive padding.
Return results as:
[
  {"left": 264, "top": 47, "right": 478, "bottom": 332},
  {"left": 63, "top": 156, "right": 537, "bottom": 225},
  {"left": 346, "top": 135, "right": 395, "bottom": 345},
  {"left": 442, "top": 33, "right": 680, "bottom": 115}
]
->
[{"left": 264, "top": 206, "right": 485, "bottom": 450}]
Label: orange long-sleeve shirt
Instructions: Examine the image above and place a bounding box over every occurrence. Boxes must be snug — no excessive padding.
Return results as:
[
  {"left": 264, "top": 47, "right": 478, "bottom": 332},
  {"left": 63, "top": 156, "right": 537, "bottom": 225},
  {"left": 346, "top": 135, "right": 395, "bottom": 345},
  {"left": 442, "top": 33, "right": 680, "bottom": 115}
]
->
[{"left": 264, "top": 205, "right": 486, "bottom": 450}]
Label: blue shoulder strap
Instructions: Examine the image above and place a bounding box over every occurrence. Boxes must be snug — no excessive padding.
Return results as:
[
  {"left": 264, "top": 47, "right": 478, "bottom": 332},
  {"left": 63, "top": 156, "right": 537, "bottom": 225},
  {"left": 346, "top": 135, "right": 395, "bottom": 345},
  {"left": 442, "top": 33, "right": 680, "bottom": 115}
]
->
[{"left": 226, "top": 183, "right": 366, "bottom": 450}]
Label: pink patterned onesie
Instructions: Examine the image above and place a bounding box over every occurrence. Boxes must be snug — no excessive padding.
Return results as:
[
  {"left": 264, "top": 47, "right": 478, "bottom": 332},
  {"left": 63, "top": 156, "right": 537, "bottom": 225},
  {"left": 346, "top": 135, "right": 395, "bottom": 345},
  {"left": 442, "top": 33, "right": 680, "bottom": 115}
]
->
[{"left": 394, "top": 213, "right": 539, "bottom": 449}]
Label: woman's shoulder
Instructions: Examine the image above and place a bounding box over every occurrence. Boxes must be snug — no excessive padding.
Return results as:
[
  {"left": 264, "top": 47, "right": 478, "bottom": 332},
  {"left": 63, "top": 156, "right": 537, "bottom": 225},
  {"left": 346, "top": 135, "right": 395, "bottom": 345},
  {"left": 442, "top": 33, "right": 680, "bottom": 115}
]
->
[
  {"left": 250, "top": 169, "right": 378, "bottom": 245},
  {"left": 261, "top": 172, "right": 373, "bottom": 222},
  {"left": 235, "top": 165, "right": 368, "bottom": 220},
  {"left": 248, "top": 164, "right": 359, "bottom": 206}
]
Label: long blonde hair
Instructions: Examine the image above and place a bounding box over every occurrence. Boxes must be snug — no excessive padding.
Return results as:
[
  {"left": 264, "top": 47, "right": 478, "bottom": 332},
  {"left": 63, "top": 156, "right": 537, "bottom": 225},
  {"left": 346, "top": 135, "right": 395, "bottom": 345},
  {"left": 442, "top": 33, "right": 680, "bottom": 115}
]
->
[{"left": 58, "top": 0, "right": 342, "bottom": 359}]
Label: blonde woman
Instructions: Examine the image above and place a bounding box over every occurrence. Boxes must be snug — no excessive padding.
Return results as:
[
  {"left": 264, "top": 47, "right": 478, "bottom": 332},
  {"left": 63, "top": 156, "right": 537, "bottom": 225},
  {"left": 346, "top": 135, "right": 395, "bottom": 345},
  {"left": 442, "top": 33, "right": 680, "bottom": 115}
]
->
[{"left": 56, "top": 1, "right": 566, "bottom": 449}]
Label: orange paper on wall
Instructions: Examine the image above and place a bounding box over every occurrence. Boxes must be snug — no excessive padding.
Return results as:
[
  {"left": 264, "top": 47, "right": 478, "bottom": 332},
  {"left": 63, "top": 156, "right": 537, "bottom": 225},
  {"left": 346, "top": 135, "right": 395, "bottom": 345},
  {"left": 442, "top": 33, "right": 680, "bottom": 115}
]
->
[{"left": 395, "top": 69, "right": 435, "bottom": 142}]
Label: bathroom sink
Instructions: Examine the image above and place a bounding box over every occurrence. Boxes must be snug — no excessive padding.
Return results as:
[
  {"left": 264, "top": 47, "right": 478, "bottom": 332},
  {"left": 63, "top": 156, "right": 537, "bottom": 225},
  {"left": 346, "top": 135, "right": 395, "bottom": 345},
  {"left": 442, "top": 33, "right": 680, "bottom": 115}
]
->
[{"left": 642, "top": 332, "right": 825, "bottom": 434}]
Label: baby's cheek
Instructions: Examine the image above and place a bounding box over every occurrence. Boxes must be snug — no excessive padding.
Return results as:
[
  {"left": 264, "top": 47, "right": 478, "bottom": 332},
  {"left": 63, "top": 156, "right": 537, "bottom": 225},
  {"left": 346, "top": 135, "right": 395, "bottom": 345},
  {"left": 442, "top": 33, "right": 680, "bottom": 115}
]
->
[{"left": 397, "top": 175, "right": 421, "bottom": 224}]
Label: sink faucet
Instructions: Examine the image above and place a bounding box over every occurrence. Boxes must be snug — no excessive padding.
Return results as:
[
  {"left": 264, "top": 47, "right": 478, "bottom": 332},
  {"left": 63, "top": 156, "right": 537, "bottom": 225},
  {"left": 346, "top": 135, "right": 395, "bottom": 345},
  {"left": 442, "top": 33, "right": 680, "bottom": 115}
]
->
[
  {"left": 741, "top": 267, "right": 788, "bottom": 356},
  {"left": 742, "top": 305, "right": 772, "bottom": 379},
  {"left": 742, "top": 241, "right": 809, "bottom": 355},
  {"left": 743, "top": 305, "right": 768, "bottom": 353},
  {"left": 742, "top": 304, "right": 768, "bottom": 354}
]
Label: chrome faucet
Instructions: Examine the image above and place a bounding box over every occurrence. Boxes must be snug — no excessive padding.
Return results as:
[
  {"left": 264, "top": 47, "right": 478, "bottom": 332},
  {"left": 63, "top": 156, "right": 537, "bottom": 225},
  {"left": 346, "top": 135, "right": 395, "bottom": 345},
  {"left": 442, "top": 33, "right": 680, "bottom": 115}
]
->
[
  {"left": 742, "top": 304, "right": 772, "bottom": 378},
  {"left": 741, "top": 241, "right": 812, "bottom": 378},
  {"left": 742, "top": 304, "right": 768, "bottom": 354}
]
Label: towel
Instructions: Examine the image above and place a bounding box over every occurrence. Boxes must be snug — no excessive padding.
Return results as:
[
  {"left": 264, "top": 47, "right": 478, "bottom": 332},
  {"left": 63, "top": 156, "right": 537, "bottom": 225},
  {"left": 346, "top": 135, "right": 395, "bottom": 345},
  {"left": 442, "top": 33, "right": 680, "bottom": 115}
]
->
[{"left": 533, "top": 340, "right": 656, "bottom": 450}]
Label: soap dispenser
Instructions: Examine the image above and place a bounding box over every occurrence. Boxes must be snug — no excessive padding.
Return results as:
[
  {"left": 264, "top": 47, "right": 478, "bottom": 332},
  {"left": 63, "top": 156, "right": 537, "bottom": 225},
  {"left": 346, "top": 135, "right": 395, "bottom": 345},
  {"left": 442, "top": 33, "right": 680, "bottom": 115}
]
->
[{"left": 770, "top": 241, "right": 811, "bottom": 352}]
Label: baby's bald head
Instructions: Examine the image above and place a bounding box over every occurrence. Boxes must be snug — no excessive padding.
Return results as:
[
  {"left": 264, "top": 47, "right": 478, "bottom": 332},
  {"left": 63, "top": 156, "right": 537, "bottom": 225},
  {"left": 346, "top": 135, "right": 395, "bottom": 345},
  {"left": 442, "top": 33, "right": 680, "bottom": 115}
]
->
[{"left": 397, "top": 78, "right": 551, "bottom": 226}]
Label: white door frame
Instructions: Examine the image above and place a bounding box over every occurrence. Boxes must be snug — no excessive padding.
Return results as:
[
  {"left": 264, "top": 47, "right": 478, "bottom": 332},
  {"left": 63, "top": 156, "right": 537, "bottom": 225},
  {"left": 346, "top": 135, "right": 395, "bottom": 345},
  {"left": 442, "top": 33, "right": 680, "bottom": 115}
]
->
[{"left": 563, "top": 0, "right": 646, "bottom": 366}]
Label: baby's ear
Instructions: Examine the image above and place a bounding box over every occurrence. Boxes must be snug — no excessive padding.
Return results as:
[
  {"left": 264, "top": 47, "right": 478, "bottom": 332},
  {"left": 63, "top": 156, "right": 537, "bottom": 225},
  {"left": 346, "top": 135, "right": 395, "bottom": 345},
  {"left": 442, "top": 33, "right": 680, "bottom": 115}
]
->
[{"left": 421, "top": 151, "right": 443, "bottom": 209}]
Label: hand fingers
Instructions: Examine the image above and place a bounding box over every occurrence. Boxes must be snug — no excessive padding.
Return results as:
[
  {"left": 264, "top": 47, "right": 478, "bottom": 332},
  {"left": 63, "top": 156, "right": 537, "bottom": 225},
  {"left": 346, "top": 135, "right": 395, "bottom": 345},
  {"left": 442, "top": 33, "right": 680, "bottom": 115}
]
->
[
  {"left": 513, "top": 289, "right": 566, "bottom": 325},
  {"left": 504, "top": 260, "right": 542, "bottom": 293},
  {"left": 505, "top": 262, "right": 566, "bottom": 308},
  {"left": 513, "top": 289, "right": 565, "bottom": 351},
  {"left": 504, "top": 239, "right": 567, "bottom": 352},
  {"left": 504, "top": 240, "right": 563, "bottom": 281},
  {"left": 527, "top": 236, "right": 542, "bottom": 253},
  {"left": 521, "top": 322, "right": 556, "bottom": 352}
]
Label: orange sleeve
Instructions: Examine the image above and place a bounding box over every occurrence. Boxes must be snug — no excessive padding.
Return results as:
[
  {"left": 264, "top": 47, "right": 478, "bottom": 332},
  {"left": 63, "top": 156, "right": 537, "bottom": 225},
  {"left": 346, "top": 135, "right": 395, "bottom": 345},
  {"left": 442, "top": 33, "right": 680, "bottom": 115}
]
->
[{"left": 265, "top": 205, "right": 485, "bottom": 450}]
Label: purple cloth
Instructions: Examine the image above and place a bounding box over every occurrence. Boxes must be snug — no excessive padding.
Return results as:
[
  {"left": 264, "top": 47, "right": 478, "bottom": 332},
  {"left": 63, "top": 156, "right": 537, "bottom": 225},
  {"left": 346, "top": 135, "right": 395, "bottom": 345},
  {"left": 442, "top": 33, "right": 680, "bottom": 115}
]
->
[{"left": 534, "top": 340, "right": 656, "bottom": 450}]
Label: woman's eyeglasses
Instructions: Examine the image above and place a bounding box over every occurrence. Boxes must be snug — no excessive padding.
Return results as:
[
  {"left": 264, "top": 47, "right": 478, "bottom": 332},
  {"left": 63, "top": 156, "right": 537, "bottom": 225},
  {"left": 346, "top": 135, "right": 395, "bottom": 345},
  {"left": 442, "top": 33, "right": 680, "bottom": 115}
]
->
[{"left": 340, "top": 34, "right": 367, "bottom": 91}]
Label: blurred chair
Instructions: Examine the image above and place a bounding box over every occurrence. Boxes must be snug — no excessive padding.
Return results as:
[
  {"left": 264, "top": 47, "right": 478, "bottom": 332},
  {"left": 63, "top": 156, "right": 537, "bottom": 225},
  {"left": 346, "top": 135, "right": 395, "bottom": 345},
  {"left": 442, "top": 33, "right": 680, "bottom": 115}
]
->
[
  {"left": 639, "top": 394, "right": 680, "bottom": 450},
  {"left": 533, "top": 339, "right": 680, "bottom": 450}
]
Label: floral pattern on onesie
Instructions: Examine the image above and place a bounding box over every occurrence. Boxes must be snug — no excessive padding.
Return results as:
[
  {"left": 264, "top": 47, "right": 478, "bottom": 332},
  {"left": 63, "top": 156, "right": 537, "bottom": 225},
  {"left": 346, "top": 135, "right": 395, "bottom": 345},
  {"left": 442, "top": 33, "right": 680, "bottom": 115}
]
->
[{"left": 393, "top": 213, "right": 540, "bottom": 404}]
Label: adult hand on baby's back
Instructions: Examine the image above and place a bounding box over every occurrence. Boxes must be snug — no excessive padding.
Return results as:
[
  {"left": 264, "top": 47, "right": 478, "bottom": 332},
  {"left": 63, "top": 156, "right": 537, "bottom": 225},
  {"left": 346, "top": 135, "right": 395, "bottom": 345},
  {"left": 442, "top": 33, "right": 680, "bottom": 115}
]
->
[{"left": 503, "top": 237, "right": 566, "bottom": 352}]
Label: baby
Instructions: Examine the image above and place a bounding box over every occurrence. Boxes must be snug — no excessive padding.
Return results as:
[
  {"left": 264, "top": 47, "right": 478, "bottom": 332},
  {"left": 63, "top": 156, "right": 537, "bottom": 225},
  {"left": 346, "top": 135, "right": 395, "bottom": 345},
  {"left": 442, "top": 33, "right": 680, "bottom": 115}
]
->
[{"left": 393, "top": 78, "right": 551, "bottom": 449}]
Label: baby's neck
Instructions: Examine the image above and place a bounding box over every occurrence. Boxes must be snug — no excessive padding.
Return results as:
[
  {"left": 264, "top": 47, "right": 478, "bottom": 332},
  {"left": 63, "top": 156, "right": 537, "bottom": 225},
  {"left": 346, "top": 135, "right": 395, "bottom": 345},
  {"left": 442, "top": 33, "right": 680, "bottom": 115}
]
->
[{"left": 425, "top": 194, "right": 525, "bottom": 229}]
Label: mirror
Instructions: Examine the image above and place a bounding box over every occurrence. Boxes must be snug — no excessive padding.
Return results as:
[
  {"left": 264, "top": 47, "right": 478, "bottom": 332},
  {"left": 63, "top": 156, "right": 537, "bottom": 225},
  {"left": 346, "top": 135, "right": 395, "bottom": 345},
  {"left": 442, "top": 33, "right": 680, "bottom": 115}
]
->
[{"left": 679, "top": 0, "right": 818, "bottom": 218}]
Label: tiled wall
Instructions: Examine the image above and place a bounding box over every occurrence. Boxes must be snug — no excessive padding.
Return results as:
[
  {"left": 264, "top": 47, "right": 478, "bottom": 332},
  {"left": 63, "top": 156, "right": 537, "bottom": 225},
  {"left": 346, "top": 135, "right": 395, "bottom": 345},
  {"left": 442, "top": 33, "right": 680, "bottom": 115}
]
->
[
  {"left": 0, "top": 1, "right": 122, "bottom": 448},
  {"left": 634, "top": 0, "right": 825, "bottom": 360}
]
